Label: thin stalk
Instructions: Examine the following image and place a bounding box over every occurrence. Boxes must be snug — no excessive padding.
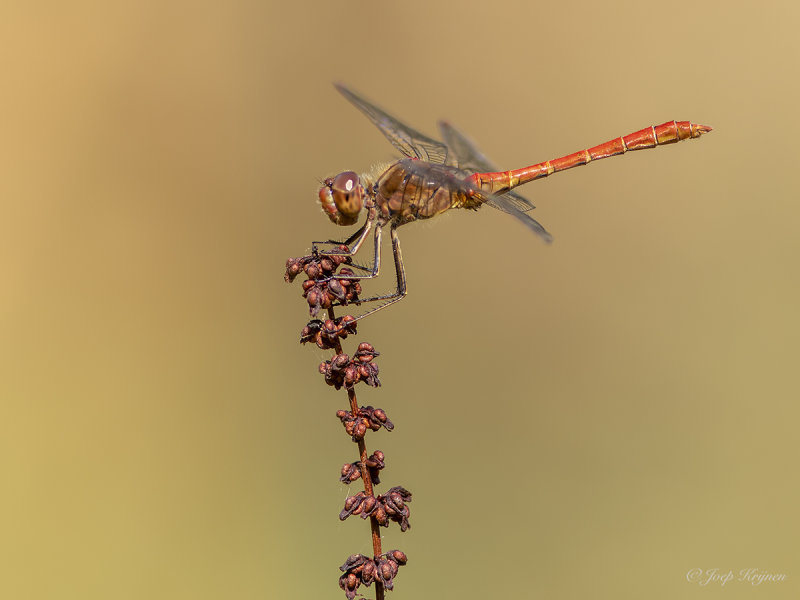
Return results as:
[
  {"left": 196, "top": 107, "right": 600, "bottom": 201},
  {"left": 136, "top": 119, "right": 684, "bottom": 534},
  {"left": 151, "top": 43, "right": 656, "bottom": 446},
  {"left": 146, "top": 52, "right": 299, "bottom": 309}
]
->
[{"left": 328, "top": 307, "right": 385, "bottom": 600}]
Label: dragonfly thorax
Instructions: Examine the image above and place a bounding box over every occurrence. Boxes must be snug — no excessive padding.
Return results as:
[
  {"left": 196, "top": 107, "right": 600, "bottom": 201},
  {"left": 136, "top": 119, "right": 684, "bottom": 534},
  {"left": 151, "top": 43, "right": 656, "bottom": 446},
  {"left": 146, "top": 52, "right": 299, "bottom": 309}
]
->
[{"left": 374, "top": 158, "right": 480, "bottom": 227}]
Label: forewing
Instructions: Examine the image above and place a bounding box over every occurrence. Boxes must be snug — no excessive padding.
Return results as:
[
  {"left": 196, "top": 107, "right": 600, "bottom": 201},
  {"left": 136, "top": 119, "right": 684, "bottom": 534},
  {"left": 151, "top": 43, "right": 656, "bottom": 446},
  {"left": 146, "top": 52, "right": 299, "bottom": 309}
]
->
[
  {"left": 439, "top": 120, "right": 536, "bottom": 213},
  {"left": 335, "top": 83, "right": 449, "bottom": 165}
]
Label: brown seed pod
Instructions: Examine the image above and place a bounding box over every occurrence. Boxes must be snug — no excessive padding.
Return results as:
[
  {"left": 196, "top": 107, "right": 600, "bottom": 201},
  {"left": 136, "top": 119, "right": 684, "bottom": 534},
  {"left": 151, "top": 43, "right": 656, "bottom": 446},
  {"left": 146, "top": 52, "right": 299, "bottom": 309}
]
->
[
  {"left": 319, "top": 290, "right": 332, "bottom": 309},
  {"left": 338, "top": 316, "right": 357, "bottom": 336},
  {"left": 342, "top": 494, "right": 360, "bottom": 511},
  {"left": 353, "top": 420, "right": 367, "bottom": 440},
  {"left": 343, "top": 365, "right": 359, "bottom": 386},
  {"left": 376, "top": 559, "right": 396, "bottom": 589},
  {"left": 331, "top": 353, "right": 350, "bottom": 371},
  {"left": 371, "top": 505, "right": 388, "bottom": 527},
  {"left": 365, "top": 450, "right": 384, "bottom": 467},
  {"left": 304, "top": 262, "right": 321, "bottom": 279},
  {"left": 339, "top": 462, "right": 361, "bottom": 484},
  {"left": 360, "top": 494, "right": 377, "bottom": 515},
  {"left": 315, "top": 332, "right": 335, "bottom": 350},
  {"left": 387, "top": 491, "right": 405, "bottom": 510},
  {"left": 361, "top": 560, "right": 377, "bottom": 584},
  {"left": 284, "top": 259, "right": 302, "bottom": 282},
  {"left": 339, "top": 553, "right": 369, "bottom": 572},
  {"left": 306, "top": 287, "right": 321, "bottom": 307},
  {"left": 327, "top": 278, "right": 346, "bottom": 301},
  {"left": 340, "top": 492, "right": 367, "bottom": 520},
  {"left": 338, "top": 572, "right": 359, "bottom": 600}
]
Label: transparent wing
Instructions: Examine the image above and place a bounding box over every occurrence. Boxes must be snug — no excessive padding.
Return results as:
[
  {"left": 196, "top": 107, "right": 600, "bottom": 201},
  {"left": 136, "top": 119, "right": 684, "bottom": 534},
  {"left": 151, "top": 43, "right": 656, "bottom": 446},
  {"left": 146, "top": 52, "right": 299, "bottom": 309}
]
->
[
  {"left": 335, "top": 83, "right": 450, "bottom": 165},
  {"left": 472, "top": 187, "right": 552, "bottom": 244},
  {"left": 438, "top": 120, "right": 497, "bottom": 171},
  {"left": 439, "top": 120, "right": 536, "bottom": 213}
]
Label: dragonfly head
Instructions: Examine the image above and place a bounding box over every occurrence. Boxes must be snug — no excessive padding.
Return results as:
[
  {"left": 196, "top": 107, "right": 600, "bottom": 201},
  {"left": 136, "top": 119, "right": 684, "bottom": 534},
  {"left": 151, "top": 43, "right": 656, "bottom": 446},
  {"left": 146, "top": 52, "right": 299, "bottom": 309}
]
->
[{"left": 319, "top": 171, "right": 364, "bottom": 226}]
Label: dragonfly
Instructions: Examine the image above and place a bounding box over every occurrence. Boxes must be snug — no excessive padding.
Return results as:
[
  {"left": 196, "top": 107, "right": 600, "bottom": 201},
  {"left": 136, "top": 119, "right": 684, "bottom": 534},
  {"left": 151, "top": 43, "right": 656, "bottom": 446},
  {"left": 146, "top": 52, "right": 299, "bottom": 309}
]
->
[{"left": 315, "top": 83, "right": 711, "bottom": 320}]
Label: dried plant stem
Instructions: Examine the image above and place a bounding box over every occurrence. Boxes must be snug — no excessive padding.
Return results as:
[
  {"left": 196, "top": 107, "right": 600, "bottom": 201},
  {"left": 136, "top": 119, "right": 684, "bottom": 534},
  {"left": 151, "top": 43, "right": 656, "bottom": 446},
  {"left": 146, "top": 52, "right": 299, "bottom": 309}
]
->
[
  {"left": 287, "top": 252, "right": 406, "bottom": 599},
  {"left": 328, "top": 307, "right": 385, "bottom": 600}
]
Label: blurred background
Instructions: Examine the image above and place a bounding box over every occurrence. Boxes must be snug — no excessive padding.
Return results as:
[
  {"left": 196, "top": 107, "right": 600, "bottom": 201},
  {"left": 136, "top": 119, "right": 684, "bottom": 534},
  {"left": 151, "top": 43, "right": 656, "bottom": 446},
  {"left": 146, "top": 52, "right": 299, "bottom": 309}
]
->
[{"left": 2, "top": 1, "right": 798, "bottom": 598}]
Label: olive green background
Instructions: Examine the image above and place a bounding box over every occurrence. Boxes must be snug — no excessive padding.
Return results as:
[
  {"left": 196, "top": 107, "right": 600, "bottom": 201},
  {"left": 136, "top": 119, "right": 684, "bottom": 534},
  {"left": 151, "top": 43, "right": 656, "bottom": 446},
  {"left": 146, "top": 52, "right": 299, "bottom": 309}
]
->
[{"left": 2, "top": 1, "right": 798, "bottom": 598}]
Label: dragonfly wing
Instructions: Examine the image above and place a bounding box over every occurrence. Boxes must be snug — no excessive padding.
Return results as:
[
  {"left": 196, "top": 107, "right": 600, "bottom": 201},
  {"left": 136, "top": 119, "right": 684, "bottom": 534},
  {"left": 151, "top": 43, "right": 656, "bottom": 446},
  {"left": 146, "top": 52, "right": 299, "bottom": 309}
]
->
[
  {"left": 483, "top": 190, "right": 539, "bottom": 215},
  {"left": 474, "top": 188, "right": 553, "bottom": 244},
  {"left": 439, "top": 120, "right": 536, "bottom": 213},
  {"left": 335, "top": 83, "right": 450, "bottom": 165},
  {"left": 438, "top": 120, "right": 495, "bottom": 171},
  {"left": 503, "top": 202, "right": 553, "bottom": 243}
]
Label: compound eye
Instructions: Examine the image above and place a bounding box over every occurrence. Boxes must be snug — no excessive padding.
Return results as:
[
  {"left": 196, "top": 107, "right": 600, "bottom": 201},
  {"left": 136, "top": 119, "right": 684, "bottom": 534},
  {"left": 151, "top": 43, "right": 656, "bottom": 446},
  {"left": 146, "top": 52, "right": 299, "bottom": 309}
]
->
[
  {"left": 330, "top": 171, "right": 363, "bottom": 225},
  {"left": 332, "top": 171, "right": 359, "bottom": 195}
]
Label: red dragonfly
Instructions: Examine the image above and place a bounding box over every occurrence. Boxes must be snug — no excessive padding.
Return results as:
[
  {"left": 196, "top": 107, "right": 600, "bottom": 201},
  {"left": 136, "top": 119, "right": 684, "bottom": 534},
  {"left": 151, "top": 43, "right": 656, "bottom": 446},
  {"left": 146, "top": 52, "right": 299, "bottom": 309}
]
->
[{"left": 317, "top": 83, "right": 711, "bottom": 319}]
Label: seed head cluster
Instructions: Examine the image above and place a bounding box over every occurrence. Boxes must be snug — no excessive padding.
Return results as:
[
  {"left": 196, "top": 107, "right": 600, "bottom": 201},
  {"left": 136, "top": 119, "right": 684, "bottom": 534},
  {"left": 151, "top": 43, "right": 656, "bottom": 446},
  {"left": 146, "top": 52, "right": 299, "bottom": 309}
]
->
[
  {"left": 340, "top": 450, "right": 385, "bottom": 485},
  {"left": 320, "top": 343, "right": 381, "bottom": 390},
  {"left": 339, "top": 486, "right": 412, "bottom": 532},
  {"left": 285, "top": 246, "right": 361, "bottom": 317},
  {"left": 300, "top": 316, "right": 358, "bottom": 349},
  {"left": 336, "top": 405, "right": 393, "bottom": 441},
  {"left": 285, "top": 245, "right": 411, "bottom": 599},
  {"left": 339, "top": 550, "right": 408, "bottom": 600}
]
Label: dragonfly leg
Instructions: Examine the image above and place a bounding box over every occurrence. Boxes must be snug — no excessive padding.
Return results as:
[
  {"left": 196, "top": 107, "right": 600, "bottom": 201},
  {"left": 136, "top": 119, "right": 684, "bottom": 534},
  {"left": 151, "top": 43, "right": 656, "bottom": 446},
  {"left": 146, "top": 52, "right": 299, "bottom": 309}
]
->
[
  {"left": 311, "top": 225, "right": 362, "bottom": 252},
  {"left": 327, "top": 224, "right": 383, "bottom": 283},
  {"left": 310, "top": 215, "right": 377, "bottom": 273},
  {"left": 341, "top": 224, "right": 407, "bottom": 320},
  {"left": 312, "top": 213, "right": 374, "bottom": 256}
]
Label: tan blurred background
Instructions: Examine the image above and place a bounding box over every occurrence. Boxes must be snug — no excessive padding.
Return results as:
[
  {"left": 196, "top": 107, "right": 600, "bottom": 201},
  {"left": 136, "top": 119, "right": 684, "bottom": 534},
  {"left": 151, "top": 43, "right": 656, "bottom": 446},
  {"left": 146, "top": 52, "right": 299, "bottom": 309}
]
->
[{"left": 2, "top": 1, "right": 798, "bottom": 598}]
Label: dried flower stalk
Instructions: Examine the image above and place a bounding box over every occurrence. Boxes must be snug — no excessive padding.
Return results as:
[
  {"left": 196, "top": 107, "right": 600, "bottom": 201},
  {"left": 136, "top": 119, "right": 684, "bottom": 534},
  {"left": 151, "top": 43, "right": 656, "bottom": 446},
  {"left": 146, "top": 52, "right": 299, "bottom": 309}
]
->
[{"left": 285, "top": 248, "right": 412, "bottom": 599}]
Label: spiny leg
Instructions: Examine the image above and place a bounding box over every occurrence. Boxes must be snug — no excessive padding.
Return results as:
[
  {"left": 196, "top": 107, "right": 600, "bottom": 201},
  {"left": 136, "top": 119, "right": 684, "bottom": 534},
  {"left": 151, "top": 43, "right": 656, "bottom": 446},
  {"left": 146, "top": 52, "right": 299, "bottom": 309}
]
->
[
  {"left": 339, "top": 223, "right": 407, "bottom": 320},
  {"left": 312, "top": 220, "right": 366, "bottom": 252},
  {"left": 310, "top": 214, "right": 377, "bottom": 273},
  {"left": 326, "top": 224, "right": 384, "bottom": 285},
  {"left": 311, "top": 211, "right": 375, "bottom": 257}
]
